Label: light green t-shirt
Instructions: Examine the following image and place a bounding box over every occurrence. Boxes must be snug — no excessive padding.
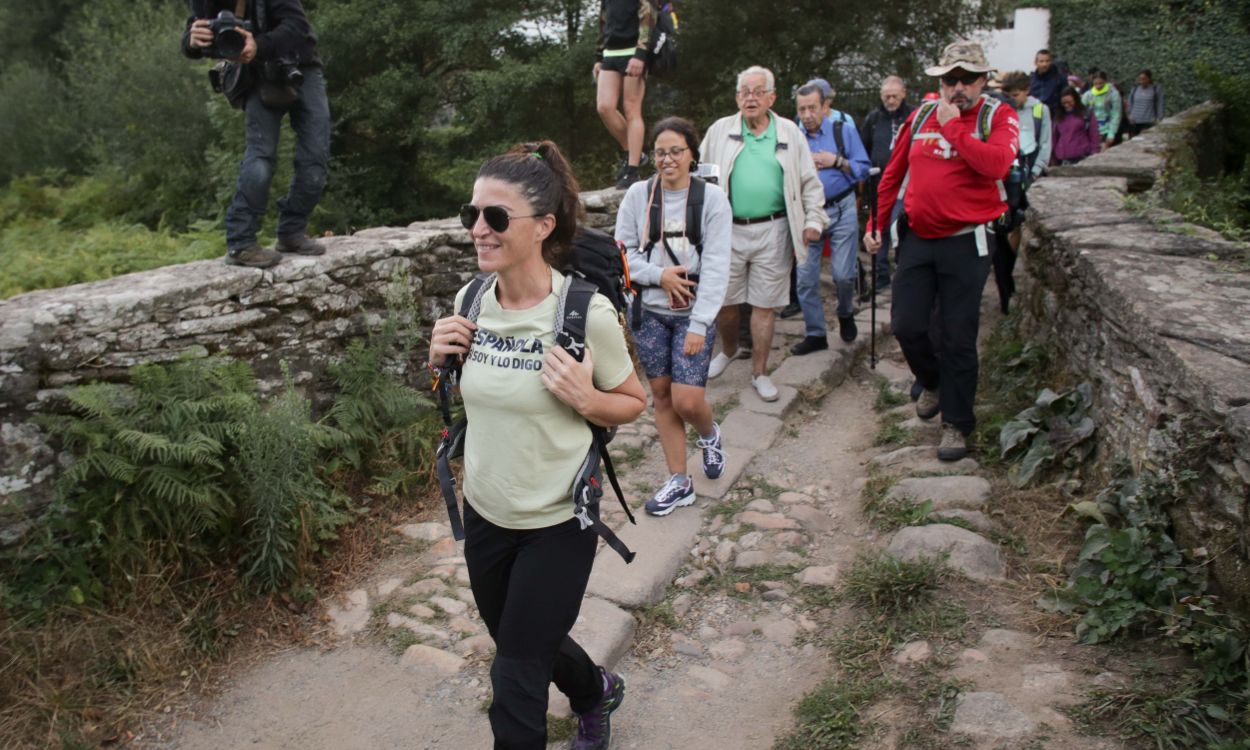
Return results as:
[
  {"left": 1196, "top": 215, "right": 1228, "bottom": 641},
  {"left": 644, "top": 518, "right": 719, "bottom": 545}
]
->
[
  {"left": 729, "top": 114, "right": 786, "bottom": 219},
  {"left": 455, "top": 268, "right": 634, "bottom": 530}
]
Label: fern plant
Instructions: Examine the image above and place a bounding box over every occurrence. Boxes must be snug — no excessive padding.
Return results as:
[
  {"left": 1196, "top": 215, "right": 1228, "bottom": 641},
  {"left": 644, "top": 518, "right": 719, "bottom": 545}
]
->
[{"left": 36, "top": 357, "right": 256, "bottom": 598}]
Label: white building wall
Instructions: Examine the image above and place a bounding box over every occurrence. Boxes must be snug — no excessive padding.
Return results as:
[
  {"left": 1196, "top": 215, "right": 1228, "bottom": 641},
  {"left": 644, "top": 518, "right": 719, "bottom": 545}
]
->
[{"left": 974, "top": 7, "right": 1051, "bottom": 75}]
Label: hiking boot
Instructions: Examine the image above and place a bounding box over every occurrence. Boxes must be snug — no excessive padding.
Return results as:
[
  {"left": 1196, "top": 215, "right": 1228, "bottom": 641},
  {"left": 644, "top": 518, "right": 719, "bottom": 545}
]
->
[
  {"left": 752, "top": 374, "right": 779, "bottom": 402},
  {"left": 790, "top": 335, "right": 828, "bottom": 356},
  {"left": 571, "top": 669, "right": 626, "bottom": 750},
  {"left": 615, "top": 166, "right": 640, "bottom": 191},
  {"left": 778, "top": 302, "right": 802, "bottom": 319},
  {"left": 837, "top": 315, "right": 858, "bottom": 343},
  {"left": 916, "top": 388, "right": 940, "bottom": 419},
  {"left": 697, "top": 423, "right": 726, "bottom": 480},
  {"left": 275, "top": 234, "right": 326, "bottom": 256},
  {"left": 937, "top": 424, "right": 968, "bottom": 462},
  {"left": 224, "top": 244, "right": 282, "bottom": 268},
  {"left": 645, "top": 475, "right": 695, "bottom": 516}
]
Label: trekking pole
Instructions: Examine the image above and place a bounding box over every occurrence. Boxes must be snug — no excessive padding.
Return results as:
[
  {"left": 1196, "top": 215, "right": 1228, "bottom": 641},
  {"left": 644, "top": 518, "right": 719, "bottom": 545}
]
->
[{"left": 867, "top": 167, "right": 882, "bottom": 369}]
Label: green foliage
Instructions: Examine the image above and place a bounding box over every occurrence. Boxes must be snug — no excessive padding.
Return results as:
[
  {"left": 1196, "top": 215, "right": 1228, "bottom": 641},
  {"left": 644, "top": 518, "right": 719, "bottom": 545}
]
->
[
  {"left": 873, "top": 378, "right": 910, "bottom": 412},
  {"left": 1068, "top": 672, "right": 1248, "bottom": 750},
  {"left": 999, "top": 382, "right": 1096, "bottom": 487},
  {"left": 841, "top": 552, "right": 948, "bottom": 614},
  {"left": 235, "top": 374, "right": 352, "bottom": 591},
  {"left": 1044, "top": 0, "right": 1250, "bottom": 114},
  {"left": 774, "top": 677, "right": 890, "bottom": 750}
]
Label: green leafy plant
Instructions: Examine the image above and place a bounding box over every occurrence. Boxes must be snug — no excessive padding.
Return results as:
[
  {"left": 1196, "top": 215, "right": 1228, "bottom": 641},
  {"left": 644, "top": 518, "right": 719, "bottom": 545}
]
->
[{"left": 999, "top": 383, "right": 1096, "bottom": 487}]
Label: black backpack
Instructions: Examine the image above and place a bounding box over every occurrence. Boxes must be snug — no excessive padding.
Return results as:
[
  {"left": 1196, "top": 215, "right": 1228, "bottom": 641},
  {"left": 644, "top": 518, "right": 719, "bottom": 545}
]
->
[
  {"left": 433, "top": 227, "right": 638, "bottom": 563},
  {"left": 630, "top": 175, "right": 707, "bottom": 329},
  {"left": 648, "top": 2, "right": 679, "bottom": 76}
]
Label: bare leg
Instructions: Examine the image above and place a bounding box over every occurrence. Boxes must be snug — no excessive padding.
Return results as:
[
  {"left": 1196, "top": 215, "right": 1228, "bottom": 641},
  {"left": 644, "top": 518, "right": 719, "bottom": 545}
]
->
[
  {"left": 671, "top": 383, "right": 714, "bottom": 436},
  {"left": 595, "top": 71, "right": 628, "bottom": 151},
  {"left": 650, "top": 378, "right": 687, "bottom": 476},
  {"left": 621, "top": 75, "right": 647, "bottom": 167},
  {"left": 716, "top": 305, "right": 740, "bottom": 358},
  {"left": 750, "top": 306, "right": 776, "bottom": 377}
]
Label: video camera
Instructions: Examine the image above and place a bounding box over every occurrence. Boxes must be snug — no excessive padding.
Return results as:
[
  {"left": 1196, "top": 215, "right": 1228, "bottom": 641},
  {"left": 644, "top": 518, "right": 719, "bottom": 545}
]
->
[{"left": 203, "top": 10, "right": 253, "bottom": 59}]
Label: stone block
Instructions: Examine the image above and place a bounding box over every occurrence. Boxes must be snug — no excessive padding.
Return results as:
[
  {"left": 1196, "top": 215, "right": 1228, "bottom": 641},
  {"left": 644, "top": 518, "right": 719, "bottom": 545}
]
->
[
  {"left": 951, "top": 692, "right": 1034, "bottom": 738},
  {"left": 869, "top": 447, "right": 980, "bottom": 475},
  {"left": 886, "top": 524, "right": 1005, "bottom": 581},
  {"left": 719, "top": 411, "right": 783, "bottom": 452},
  {"left": 586, "top": 505, "right": 703, "bottom": 608},
  {"left": 886, "top": 476, "right": 992, "bottom": 511},
  {"left": 739, "top": 384, "right": 800, "bottom": 418}
]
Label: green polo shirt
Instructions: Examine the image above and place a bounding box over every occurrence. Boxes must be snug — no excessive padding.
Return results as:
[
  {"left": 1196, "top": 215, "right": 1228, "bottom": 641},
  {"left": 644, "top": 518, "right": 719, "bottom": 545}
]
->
[{"left": 729, "top": 114, "right": 786, "bottom": 219}]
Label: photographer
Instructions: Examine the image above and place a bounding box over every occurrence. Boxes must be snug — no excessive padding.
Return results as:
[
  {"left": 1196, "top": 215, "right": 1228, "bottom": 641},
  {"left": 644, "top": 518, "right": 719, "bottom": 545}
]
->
[{"left": 182, "top": 0, "right": 329, "bottom": 268}]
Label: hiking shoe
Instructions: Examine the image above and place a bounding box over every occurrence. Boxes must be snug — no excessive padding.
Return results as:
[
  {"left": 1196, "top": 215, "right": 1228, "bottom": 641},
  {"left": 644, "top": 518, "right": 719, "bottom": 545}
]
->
[
  {"left": 779, "top": 302, "right": 802, "bottom": 319},
  {"left": 571, "top": 669, "right": 626, "bottom": 750},
  {"left": 916, "top": 388, "right": 940, "bottom": 419},
  {"left": 708, "top": 352, "right": 733, "bottom": 379},
  {"left": 646, "top": 475, "right": 695, "bottom": 516},
  {"left": 275, "top": 234, "right": 326, "bottom": 256},
  {"left": 698, "top": 423, "right": 726, "bottom": 480},
  {"left": 837, "top": 316, "right": 858, "bottom": 343},
  {"left": 615, "top": 166, "right": 640, "bottom": 191},
  {"left": 937, "top": 424, "right": 968, "bottom": 462},
  {"left": 224, "top": 244, "right": 282, "bottom": 268},
  {"left": 752, "top": 374, "right": 779, "bottom": 402},
  {"left": 790, "top": 335, "right": 828, "bottom": 356}
]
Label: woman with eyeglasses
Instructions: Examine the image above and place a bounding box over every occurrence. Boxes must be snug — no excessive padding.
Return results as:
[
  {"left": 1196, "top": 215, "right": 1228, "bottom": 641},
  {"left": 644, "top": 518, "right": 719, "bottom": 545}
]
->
[
  {"left": 615, "top": 117, "right": 732, "bottom": 517},
  {"left": 428, "top": 140, "right": 646, "bottom": 750}
]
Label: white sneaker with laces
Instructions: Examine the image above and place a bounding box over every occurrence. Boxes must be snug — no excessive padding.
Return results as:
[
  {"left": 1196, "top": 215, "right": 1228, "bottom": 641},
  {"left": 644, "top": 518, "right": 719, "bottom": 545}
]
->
[
  {"left": 752, "top": 374, "right": 779, "bottom": 402},
  {"left": 708, "top": 352, "right": 732, "bottom": 379}
]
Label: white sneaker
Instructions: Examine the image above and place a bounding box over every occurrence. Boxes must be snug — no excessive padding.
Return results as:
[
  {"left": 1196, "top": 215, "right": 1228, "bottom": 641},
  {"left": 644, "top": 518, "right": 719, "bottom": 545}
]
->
[
  {"left": 708, "top": 352, "right": 732, "bottom": 379},
  {"left": 752, "top": 374, "right": 779, "bottom": 402}
]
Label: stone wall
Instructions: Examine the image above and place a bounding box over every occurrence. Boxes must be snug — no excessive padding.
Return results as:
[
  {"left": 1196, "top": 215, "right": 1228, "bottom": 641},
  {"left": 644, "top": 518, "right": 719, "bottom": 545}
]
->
[
  {"left": 0, "top": 187, "right": 625, "bottom": 542},
  {"left": 1019, "top": 103, "right": 1250, "bottom": 613}
]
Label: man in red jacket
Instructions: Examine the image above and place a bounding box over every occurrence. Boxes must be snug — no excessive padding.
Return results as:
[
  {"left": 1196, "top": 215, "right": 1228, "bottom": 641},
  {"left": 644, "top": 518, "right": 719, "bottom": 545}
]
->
[{"left": 864, "top": 40, "right": 1019, "bottom": 461}]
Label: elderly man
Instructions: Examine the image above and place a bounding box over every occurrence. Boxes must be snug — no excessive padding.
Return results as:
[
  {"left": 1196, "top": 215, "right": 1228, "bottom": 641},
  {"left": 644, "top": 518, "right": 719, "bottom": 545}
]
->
[
  {"left": 864, "top": 41, "right": 1018, "bottom": 461},
  {"left": 861, "top": 76, "right": 915, "bottom": 290},
  {"left": 792, "top": 82, "right": 870, "bottom": 353},
  {"left": 702, "top": 65, "right": 827, "bottom": 402}
]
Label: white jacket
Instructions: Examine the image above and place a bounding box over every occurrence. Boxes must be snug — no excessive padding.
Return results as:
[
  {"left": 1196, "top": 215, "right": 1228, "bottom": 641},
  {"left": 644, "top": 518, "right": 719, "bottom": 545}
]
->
[{"left": 699, "top": 111, "right": 828, "bottom": 259}]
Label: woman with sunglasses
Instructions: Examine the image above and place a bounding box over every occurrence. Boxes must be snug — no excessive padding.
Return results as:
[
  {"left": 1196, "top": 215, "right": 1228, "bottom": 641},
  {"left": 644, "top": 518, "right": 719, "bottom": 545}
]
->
[
  {"left": 615, "top": 117, "right": 732, "bottom": 517},
  {"left": 428, "top": 140, "right": 646, "bottom": 750}
]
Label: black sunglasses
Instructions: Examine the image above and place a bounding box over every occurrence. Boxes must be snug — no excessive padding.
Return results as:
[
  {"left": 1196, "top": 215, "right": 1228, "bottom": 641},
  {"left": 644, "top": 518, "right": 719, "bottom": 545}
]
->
[
  {"left": 940, "top": 71, "right": 983, "bottom": 87},
  {"left": 459, "top": 204, "right": 541, "bottom": 233}
]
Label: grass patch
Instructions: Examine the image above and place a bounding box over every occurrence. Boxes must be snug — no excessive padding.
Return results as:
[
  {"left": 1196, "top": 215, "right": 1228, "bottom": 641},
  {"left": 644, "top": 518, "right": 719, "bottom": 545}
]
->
[
  {"left": 841, "top": 553, "right": 948, "bottom": 614},
  {"left": 774, "top": 676, "right": 892, "bottom": 750},
  {"left": 861, "top": 475, "right": 934, "bottom": 532},
  {"left": 612, "top": 444, "right": 646, "bottom": 468},
  {"left": 873, "top": 378, "right": 910, "bottom": 412},
  {"left": 874, "top": 411, "right": 912, "bottom": 447},
  {"left": 547, "top": 714, "right": 578, "bottom": 742},
  {"left": 636, "top": 600, "right": 678, "bottom": 630},
  {"left": 713, "top": 394, "right": 740, "bottom": 424},
  {"left": 700, "top": 563, "right": 804, "bottom": 598},
  {"left": 1066, "top": 671, "right": 1249, "bottom": 750}
]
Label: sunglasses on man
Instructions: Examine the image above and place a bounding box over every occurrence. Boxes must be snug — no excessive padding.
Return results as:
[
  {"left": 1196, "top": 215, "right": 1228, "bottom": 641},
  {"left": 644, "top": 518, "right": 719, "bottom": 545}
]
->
[
  {"left": 459, "top": 204, "right": 542, "bottom": 233},
  {"left": 940, "top": 71, "right": 983, "bottom": 87}
]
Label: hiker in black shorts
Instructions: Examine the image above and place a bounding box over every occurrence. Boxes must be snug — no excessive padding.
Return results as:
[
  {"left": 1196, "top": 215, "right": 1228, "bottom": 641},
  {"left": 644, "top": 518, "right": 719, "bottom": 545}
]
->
[{"left": 594, "top": 0, "right": 655, "bottom": 190}]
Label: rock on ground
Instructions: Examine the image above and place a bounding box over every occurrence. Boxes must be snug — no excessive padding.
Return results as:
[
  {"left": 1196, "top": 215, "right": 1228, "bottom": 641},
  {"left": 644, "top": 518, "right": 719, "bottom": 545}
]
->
[{"left": 886, "top": 524, "right": 1006, "bottom": 581}]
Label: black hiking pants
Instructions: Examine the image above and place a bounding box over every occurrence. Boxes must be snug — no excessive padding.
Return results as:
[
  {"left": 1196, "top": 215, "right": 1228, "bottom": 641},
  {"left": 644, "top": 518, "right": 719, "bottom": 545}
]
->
[
  {"left": 463, "top": 501, "right": 603, "bottom": 750},
  {"left": 891, "top": 229, "right": 992, "bottom": 436}
]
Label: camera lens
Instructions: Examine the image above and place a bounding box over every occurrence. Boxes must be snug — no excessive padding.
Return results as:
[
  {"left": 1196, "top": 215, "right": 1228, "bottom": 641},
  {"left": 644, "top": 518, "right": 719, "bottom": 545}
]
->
[{"left": 217, "top": 29, "right": 246, "bottom": 58}]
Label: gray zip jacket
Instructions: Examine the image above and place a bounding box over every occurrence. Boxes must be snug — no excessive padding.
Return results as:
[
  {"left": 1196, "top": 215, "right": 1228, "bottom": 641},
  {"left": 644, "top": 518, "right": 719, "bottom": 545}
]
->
[{"left": 616, "top": 178, "right": 732, "bottom": 337}]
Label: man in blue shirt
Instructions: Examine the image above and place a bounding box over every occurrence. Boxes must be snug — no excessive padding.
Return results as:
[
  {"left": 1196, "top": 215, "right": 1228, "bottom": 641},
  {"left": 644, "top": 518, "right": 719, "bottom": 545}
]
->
[{"left": 791, "top": 82, "right": 871, "bottom": 352}]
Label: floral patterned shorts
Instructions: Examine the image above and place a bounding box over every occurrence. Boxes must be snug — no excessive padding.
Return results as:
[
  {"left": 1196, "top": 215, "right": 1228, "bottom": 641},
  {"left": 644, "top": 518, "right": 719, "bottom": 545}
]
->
[{"left": 635, "top": 310, "right": 718, "bottom": 387}]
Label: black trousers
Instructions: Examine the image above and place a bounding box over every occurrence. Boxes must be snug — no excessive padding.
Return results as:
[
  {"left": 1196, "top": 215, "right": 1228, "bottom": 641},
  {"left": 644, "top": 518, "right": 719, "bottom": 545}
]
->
[
  {"left": 891, "top": 230, "right": 992, "bottom": 435},
  {"left": 464, "top": 502, "right": 603, "bottom": 750}
]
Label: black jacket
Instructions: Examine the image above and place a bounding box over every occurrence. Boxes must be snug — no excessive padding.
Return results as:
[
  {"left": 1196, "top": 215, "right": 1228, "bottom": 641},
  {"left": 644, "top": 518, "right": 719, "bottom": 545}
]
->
[
  {"left": 182, "top": 0, "right": 321, "bottom": 67},
  {"left": 861, "top": 101, "right": 915, "bottom": 169}
]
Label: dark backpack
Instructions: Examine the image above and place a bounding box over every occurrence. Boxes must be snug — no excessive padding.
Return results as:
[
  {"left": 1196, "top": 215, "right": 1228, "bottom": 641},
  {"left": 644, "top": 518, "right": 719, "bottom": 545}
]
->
[
  {"left": 630, "top": 176, "right": 707, "bottom": 328},
  {"left": 433, "top": 228, "right": 639, "bottom": 563},
  {"left": 648, "top": 2, "right": 678, "bottom": 76}
]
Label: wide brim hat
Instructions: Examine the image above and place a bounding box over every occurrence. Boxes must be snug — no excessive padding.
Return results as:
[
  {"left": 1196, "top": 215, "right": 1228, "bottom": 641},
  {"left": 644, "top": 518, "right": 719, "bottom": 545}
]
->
[{"left": 925, "top": 40, "right": 994, "bottom": 77}]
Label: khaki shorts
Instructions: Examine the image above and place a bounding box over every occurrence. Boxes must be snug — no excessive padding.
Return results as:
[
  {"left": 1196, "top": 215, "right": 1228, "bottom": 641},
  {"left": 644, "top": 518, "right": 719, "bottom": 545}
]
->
[{"left": 724, "top": 217, "right": 793, "bottom": 309}]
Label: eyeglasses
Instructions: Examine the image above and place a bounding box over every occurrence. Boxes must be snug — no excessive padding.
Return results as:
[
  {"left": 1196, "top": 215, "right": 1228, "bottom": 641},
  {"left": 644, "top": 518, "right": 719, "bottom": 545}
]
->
[
  {"left": 736, "top": 87, "right": 773, "bottom": 99},
  {"left": 652, "top": 146, "right": 689, "bottom": 162},
  {"left": 459, "top": 204, "right": 541, "bottom": 233},
  {"left": 940, "top": 71, "right": 983, "bottom": 87}
]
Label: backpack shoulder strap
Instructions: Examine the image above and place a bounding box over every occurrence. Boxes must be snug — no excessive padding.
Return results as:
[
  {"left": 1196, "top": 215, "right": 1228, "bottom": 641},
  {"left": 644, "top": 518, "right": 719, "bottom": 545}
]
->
[
  {"left": 554, "top": 275, "right": 595, "bottom": 361},
  {"left": 1032, "top": 102, "right": 1044, "bottom": 141},
  {"left": 911, "top": 101, "right": 939, "bottom": 135},
  {"left": 832, "top": 118, "right": 846, "bottom": 157},
  {"left": 458, "top": 272, "right": 495, "bottom": 322},
  {"left": 645, "top": 176, "right": 663, "bottom": 246},
  {"left": 685, "top": 176, "right": 706, "bottom": 253},
  {"left": 977, "top": 95, "right": 1000, "bottom": 141}
]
